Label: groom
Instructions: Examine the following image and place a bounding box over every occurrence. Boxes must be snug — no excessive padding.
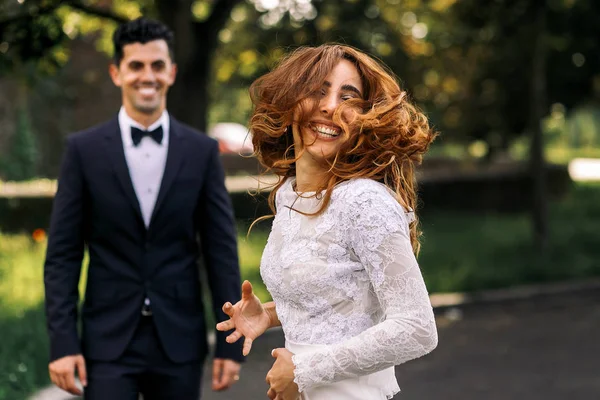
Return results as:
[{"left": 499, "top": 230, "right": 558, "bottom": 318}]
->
[{"left": 44, "top": 17, "right": 244, "bottom": 399}]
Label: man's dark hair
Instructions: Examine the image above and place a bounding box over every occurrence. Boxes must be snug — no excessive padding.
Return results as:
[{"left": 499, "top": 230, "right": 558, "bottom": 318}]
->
[{"left": 112, "top": 17, "right": 175, "bottom": 65}]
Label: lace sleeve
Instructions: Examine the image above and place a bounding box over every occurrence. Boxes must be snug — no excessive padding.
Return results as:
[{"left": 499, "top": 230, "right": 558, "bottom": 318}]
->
[{"left": 291, "top": 181, "right": 438, "bottom": 392}]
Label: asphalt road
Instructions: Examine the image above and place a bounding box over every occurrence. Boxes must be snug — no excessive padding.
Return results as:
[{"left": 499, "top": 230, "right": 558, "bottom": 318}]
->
[
  {"left": 201, "top": 289, "right": 600, "bottom": 400},
  {"left": 41, "top": 289, "right": 599, "bottom": 400}
]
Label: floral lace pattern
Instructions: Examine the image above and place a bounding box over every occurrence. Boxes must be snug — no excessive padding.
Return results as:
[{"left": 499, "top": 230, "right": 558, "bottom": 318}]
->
[{"left": 260, "top": 178, "right": 438, "bottom": 394}]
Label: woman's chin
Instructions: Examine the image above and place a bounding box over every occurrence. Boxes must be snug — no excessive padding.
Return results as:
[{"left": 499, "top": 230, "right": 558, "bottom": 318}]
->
[{"left": 306, "top": 146, "right": 339, "bottom": 162}]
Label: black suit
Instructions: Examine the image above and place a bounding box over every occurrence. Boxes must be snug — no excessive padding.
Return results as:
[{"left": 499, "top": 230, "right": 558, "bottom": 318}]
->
[{"left": 44, "top": 115, "right": 243, "bottom": 398}]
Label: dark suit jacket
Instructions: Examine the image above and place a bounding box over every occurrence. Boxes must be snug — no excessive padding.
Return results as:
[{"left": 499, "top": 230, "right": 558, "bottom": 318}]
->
[{"left": 44, "top": 115, "right": 244, "bottom": 364}]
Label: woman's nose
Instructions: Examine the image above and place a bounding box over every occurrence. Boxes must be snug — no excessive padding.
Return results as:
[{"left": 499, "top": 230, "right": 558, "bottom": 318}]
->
[{"left": 319, "top": 94, "right": 338, "bottom": 115}]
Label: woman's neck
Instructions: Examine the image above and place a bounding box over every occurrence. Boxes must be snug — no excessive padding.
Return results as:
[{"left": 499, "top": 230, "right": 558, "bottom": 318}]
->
[{"left": 294, "top": 157, "right": 328, "bottom": 192}]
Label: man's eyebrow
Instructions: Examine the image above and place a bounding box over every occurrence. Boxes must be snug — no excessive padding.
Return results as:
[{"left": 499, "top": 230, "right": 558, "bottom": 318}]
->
[{"left": 126, "top": 59, "right": 166, "bottom": 65}]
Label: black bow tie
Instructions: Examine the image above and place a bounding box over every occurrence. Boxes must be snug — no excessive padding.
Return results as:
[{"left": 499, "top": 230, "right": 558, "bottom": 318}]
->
[{"left": 131, "top": 126, "right": 163, "bottom": 146}]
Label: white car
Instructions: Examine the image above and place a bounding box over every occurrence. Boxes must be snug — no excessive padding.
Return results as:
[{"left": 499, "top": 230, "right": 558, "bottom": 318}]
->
[{"left": 208, "top": 123, "right": 254, "bottom": 155}]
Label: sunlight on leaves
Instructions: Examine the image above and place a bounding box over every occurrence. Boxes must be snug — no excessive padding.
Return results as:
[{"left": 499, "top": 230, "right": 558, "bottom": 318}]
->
[
  {"left": 192, "top": 0, "right": 212, "bottom": 22},
  {"left": 217, "top": 59, "right": 236, "bottom": 82},
  {"left": 429, "top": 0, "right": 458, "bottom": 12}
]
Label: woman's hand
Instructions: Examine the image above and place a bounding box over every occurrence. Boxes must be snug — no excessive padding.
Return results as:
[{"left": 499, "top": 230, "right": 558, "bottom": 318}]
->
[
  {"left": 216, "top": 280, "right": 273, "bottom": 356},
  {"left": 266, "top": 348, "right": 300, "bottom": 400}
]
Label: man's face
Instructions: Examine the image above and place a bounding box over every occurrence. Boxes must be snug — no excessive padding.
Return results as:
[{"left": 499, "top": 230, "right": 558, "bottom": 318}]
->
[{"left": 109, "top": 39, "right": 177, "bottom": 116}]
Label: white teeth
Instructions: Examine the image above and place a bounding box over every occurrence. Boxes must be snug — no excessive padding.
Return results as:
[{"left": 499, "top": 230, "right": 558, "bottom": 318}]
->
[
  {"left": 138, "top": 87, "right": 157, "bottom": 96},
  {"left": 311, "top": 124, "right": 340, "bottom": 137}
]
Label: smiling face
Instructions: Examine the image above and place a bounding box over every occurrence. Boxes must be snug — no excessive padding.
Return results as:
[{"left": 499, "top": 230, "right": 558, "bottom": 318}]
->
[
  {"left": 293, "top": 59, "right": 363, "bottom": 168},
  {"left": 109, "top": 39, "right": 177, "bottom": 122}
]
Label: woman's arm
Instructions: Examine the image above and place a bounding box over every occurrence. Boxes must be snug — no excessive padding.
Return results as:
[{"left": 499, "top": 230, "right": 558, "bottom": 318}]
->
[
  {"left": 263, "top": 301, "right": 282, "bottom": 328},
  {"left": 291, "top": 184, "right": 438, "bottom": 392}
]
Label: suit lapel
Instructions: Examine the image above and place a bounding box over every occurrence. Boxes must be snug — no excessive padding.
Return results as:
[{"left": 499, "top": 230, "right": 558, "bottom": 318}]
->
[
  {"left": 149, "top": 117, "right": 187, "bottom": 228},
  {"left": 103, "top": 117, "right": 145, "bottom": 225}
]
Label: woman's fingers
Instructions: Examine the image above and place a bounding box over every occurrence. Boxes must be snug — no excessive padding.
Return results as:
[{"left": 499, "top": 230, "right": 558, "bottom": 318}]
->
[
  {"left": 216, "top": 318, "right": 235, "bottom": 332},
  {"left": 241, "top": 280, "right": 254, "bottom": 299},
  {"left": 222, "top": 302, "right": 234, "bottom": 317},
  {"left": 226, "top": 329, "right": 243, "bottom": 343},
  {"left": 243, "top": 337, "right": 254, "bottom": 356}
]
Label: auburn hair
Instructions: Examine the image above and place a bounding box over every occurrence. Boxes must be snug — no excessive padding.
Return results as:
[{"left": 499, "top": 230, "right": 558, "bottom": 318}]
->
[{"left": 249, "top": 44, "right": 437, "bottom": 254}]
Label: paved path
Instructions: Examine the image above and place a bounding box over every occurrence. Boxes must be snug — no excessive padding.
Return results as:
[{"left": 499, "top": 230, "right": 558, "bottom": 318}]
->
[
  {"left": 36, "top": 288, "right": 600, "bottom": 400},
  {"left": 201, "top": 289, "right": 600, "bottom": 400}
]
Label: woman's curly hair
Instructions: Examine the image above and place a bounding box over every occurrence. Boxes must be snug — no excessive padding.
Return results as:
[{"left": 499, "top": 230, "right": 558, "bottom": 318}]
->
[{"left": 249, "top": 44, "right": 437, "bottom": 254}]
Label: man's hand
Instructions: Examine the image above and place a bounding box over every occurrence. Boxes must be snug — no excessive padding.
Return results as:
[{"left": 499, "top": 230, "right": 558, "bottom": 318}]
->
[
  {"left": 48, "top": 354, "right": 87, "bottom": 395},
  {"left": 212, "top": 358, "right": 241, "bottom": 391},
  {"left": 266, "top": 348, "right": 299, "bottom": 400},
  {"left": 216, "top": 280, "right": 272, "bottom": 356}
]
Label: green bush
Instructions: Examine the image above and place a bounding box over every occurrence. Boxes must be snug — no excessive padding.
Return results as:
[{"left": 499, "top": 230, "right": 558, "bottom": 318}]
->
[{"left": 0, "top": 235, "right": 49, "bottom": 399}]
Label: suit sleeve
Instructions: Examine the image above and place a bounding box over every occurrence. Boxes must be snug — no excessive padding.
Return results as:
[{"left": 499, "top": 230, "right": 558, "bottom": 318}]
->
[
  {"left": 44, "top": 136, "right": 85, "bottom": 362},
  {"left": 197, "top": 140, "right": 245, "bottom": 362}
]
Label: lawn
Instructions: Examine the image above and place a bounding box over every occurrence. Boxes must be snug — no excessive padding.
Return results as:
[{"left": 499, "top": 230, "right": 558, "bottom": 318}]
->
[
  {"left": 1, "top": 182, "right": 599, "bottom": 399},
  {"left": 417, "top": 182, "right": 600, "bottom": 292}
]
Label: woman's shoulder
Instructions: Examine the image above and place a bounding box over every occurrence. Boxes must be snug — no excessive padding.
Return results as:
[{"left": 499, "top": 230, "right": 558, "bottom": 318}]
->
[
  {"left": 333, "top": 179, "right": 414, "bottom": 221},
  {"left": 334, "top": 178, "right": 396, "bottom": 202}
]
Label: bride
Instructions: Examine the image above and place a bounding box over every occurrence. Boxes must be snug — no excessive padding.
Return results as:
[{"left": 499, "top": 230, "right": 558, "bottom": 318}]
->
[{"left": 217, "top": 44, "right": 438, "bottom": 400}]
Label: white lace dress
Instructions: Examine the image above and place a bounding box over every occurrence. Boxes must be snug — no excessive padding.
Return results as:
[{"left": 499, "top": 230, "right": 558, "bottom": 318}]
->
[{"left": 260, "top": 178, "right": 438, "bottom": 399}]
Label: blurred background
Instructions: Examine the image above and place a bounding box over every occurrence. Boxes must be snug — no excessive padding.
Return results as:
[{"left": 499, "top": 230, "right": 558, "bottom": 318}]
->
[{"left": 1, "top": 0, "right": 599, "bottom": 399}]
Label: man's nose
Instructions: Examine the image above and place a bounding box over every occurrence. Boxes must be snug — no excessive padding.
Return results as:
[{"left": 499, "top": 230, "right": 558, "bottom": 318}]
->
[{"left": 140, "top": 66, "right": 156, "bottom": 82}]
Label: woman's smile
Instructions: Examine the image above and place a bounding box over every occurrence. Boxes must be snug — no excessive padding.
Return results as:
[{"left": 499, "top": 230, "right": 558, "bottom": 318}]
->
[{"left": 309, "top": 121, "right": 342, "bottom": 141}]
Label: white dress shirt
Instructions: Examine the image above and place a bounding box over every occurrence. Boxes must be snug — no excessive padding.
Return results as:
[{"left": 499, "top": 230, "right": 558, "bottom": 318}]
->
[{"left": 118, "top": 107, "right": 169, "bottom": 228}]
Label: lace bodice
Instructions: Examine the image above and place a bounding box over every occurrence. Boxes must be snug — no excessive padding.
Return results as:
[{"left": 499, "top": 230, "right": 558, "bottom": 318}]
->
[{"left": 259, "top": 178, "right": 438, "bottom": 394}]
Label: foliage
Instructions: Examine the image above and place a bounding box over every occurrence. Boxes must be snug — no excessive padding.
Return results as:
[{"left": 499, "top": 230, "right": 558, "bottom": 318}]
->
[
  {"left": 0, "top": 106, "right": 38, "bottom": 181},
  {"left": 2, "top": 0, "right": 599, "bottom": 148},
  {"left": 0, "top": 0, "right": 66, "bottom": 79},
  {"left": 0, "top": 235, "right": 49, "bottom": 400},
  {"left": 418, "top": 183, "right": 600, "bottom": 292}
]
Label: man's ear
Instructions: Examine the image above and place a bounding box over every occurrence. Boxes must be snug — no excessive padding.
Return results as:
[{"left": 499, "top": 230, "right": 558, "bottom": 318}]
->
[
  {"left": 109, "top": 63, "right": 122, "bottom": 87},
  {"left": 169, "top": 63, "right": 178, "bottom": 85}
]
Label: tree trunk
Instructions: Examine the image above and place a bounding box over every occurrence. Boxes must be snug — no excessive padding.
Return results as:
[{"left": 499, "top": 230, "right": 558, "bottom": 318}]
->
[
  {"left": 156, "top": 0, "right": 241, "bottom": 133},
  {"left": 169, "top": 31, "right": 211, "bottom": 132},
  {"left": 529, "top": 4, "right": 548, "bottom": 253}
]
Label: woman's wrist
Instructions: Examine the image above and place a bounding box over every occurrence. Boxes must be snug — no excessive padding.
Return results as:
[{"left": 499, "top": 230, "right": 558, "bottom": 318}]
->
[{"left": 264, "top": 301, "right": 281, "bottom": 328}]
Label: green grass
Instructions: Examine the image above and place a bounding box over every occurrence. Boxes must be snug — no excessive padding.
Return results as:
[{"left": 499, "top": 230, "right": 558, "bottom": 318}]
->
[
  {"left": 1, "top": 183, "right": 599, "bottom": 398},
  {"left": 238, "top": 229, "right": 270, "bottom": 302},
  {"left": 416, "top": 182, "right": 600, "bottom": 292},
  {"left": 0, "top": 235, "right": 50, "bottom": 400}
]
